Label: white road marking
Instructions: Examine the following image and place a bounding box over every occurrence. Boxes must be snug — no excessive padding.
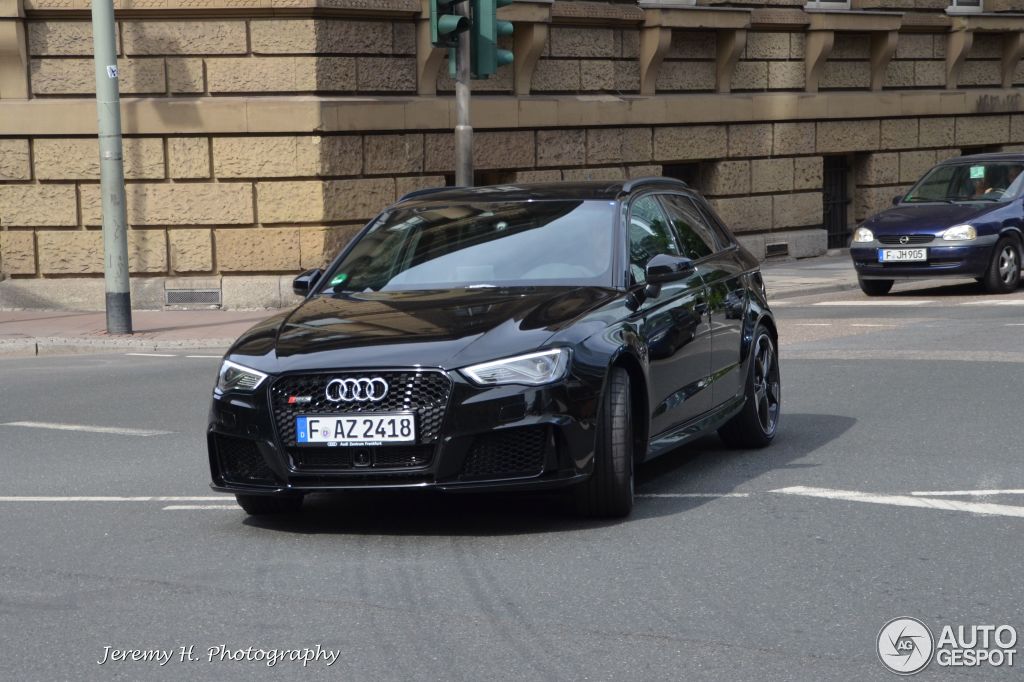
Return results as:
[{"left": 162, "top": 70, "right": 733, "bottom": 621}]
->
[
  {"left": 1005, "top": 323, "right": 1024, "bottom": 327},
  {"left": 793, "top": 323, "right": 833, "bottom": 327},
  {"left": 637, "top": 493, "right": 750, "bottom": 499},
  {"left": 186, "top": 355, "right": 221, "bottom": 359},
  {"left": 910, "top": 489, "right": 1024, "bottom": 497},
  {"left": 812, "top": 300, "right": 933, "bottom": 306},
  {"left": 0, "top": 496, "right": 224, "bottom": 502},
  {"left": 125, "top": 352, "right": 177, "bottom": 357},
  {"left": 0, "top": 421, "right": 172, "bottom": 437},
  {"left": 850, "top": 323, "right": 898, "bottom": 327},
  {"left": 163, "top": 505, "right": 239, "bottom": 510},
  {"left": 961, "top": 300, "right": 1024, "bottom": 305},
  {"left": 773, "top": 486, "right": 1024, "bottom": 519}
]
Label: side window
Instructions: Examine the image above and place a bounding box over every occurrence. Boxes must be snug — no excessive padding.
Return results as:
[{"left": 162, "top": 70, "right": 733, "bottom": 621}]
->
[
  {"left": 628, "top": 195, "right": 680, "bottom": 284},
  {"left": 660, "top": 194, "right": 720, "bottom": 260}
]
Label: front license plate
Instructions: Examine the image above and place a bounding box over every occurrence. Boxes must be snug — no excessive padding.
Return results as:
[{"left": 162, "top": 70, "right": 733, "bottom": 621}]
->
[
  {"left": 878, "top": 248, "right": 927, "bottom": 263},
  {"left": 295, "top": 413, "right": 415, "bottom": 446}
]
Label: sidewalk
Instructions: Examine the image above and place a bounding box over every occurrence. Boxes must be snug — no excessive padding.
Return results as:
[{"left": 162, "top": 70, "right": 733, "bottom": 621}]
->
[{"left": 0, "top": 254, "right": 860, "bottom": 357}]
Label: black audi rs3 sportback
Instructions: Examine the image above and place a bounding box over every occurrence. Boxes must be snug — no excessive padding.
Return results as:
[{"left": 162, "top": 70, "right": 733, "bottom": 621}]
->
[{"left": 208, "top": 178, "right": 780, "bottom": 518}]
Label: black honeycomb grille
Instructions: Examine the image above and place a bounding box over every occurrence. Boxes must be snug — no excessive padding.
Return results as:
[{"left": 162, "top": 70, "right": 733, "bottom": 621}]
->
[
  {"left": 215, "top": 435, "right": 275, "bottom": 485},
  {"left": 291, "top": 445, "right": 434, "bottom": 471},
  {"left": 878, "top": 235, "right": 934, "bottom": 245},
  {"left": 461, "top": 427, "right": 547, "bottom": 479},
  {"left": 270, "top": 371, "right": 452, "bottom": 447}
]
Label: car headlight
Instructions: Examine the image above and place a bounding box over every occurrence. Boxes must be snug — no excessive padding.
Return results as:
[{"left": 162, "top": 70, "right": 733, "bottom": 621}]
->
[
  {"left": 853, "top": 227, "right": 874, "bottom": 243},
  {"left": 942, "top": 224, "right": 977, "bottom": 241},
  {"left": 216, "top": 360, "right": 268, "bottom": 392},
  {"left": 460, "top": 349, "right": 570, "bottom": 386}
]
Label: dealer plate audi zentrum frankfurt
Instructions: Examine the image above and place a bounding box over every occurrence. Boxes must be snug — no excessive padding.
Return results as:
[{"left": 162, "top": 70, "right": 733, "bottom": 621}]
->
[{"left": 207, "top": 178, "right": 780, "bottom": 518}]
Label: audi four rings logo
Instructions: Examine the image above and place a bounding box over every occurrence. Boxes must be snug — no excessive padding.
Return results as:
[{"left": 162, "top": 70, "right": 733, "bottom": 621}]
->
[
  {"left": 899, "top": 235, "right": 911, "bottom": 244},
  {"left": 325, "top": 377, "right": 389, "bottom": 402}
]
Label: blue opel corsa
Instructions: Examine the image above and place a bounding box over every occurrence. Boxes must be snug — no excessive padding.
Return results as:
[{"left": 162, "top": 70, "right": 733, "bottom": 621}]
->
[{"left": 850, "top": 153, "right": 1024, "bottom": 296}]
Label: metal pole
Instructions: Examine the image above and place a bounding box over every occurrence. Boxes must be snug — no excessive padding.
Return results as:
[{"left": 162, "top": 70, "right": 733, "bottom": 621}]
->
[
  {"left": 90, "top": 0, "right": 132, "bottom": 334},
  {"left": 454, "top": 1, "right": 473, "bottom": 186}
]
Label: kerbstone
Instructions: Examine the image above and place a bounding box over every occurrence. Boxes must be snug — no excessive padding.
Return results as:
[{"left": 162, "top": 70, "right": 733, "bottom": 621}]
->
[
  {"left": 80, "top": 183, "right": 254, "bottom": 226},
  {"left": 0, "top": 140, "right": 30, "bottom": 180},
  {"left": 34, "top": 138, "right": 164, "bottom": 180},
  {"left": 0, "top": 185, "right": 77, "bottom": 226},
  {"left": 122, "top": 21, "right": 246, "bottom": 55}
]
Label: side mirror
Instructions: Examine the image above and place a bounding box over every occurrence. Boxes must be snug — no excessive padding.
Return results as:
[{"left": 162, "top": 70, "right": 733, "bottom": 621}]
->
[
  {"left": 292, "top": 268, "right": 322, "bottom": 296},
  {"left": 892, "top": 195, "right": 902, "bottom": 206},
  {"left": 646, "top": 254, "right": 695, "bottom": 285}
]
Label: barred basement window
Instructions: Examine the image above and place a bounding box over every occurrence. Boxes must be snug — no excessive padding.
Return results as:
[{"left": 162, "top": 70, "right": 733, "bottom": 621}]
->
[
  {"left": 804, "top": 0, "right": 851, "bottom": 9},
  {"left": 947, "top": 0, "right": 982, "bottom": 13}
]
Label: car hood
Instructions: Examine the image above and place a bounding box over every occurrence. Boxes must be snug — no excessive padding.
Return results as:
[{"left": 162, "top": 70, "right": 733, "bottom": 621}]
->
[
  {"left": 864, "top": 203, "right": 999, "bottom": 235},
  {"left": 228, "top": 287, "right": 620, "bottom": 374}
]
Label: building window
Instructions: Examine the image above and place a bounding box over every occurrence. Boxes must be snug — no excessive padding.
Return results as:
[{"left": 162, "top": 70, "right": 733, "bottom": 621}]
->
[
  {"left": 948, "top": 0, "right": 982, "bottom": 13},
  {"left": 804, "top": 0, "right": 852, "bottom": 10}
]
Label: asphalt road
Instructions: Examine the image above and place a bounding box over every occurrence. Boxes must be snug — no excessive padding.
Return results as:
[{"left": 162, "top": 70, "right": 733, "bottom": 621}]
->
[{"left": 2, "top": 280, "right": 1024, "bottom": 681}]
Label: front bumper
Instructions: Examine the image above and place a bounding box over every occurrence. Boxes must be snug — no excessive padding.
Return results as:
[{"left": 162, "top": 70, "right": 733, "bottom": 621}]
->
[
  {"left": 851, "top": 238, "right": 995, "bottom": 279},
  {"left": 207, "top": 368, "right": 600, "bottom": 495}
]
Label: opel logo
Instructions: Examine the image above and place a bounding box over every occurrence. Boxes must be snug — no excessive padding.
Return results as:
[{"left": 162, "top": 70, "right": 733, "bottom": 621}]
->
[
  {"left": 899, "top": 235, "right": 910, "bottom": 244},
  {"left": 325, "top": 377, "right": 389, "bottom": 402}
]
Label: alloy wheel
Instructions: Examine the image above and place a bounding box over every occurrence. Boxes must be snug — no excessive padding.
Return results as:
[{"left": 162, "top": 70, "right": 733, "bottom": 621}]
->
[
  {"left": 753, "top": 335, "right": 780, "bottom": 435},
  {"left": 998, "top": 245, "right": 1019, "bottom": 286}
]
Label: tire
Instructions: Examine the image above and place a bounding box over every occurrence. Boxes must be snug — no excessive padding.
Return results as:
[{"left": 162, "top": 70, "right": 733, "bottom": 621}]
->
[
  {"left": 235, "top": 493, "right": 303, "bottom": 516},
  {"left": 718, "top": 327, "right": 781, "bottom": 449},
  {"left": 573, "top": 367, "right": 634, "bottom": 518},
  {"left": 983, "top": 237, "right": 1021, "bottom": 294},
  {"left": 858, "top": 277, "right": 893, "bottom": 297}
]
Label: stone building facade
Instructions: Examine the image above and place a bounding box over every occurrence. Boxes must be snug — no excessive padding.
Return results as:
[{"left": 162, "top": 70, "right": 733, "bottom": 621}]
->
[{"left": 1, "top": 0, "right": 1024, "bottom": 308}]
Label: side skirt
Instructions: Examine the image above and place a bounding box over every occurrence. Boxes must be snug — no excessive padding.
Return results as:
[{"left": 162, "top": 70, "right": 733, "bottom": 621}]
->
[{"left": 644, "top": 394, "right": 745, "bottom": 461}]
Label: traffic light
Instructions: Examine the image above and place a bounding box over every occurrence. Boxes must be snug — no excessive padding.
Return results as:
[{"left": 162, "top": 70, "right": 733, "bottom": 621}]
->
[
  {"left": 430, "top": 0, "right": 469, "bottom": 49},
  {"left": 470, "top": 0, "right": 514, "bottom": 79}
]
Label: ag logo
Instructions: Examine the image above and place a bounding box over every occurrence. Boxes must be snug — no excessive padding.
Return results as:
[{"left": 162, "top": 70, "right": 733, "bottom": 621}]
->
[{"left": 878, "top": 617, "right": 934, "bottom": 675}]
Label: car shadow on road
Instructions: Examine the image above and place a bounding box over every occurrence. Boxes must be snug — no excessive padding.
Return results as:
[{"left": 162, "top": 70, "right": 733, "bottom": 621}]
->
[{"left": 242, "top": 412, "right": 856, "bottom": 536}]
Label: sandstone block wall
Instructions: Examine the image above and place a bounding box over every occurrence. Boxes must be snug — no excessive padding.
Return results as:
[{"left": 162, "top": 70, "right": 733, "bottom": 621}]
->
[{"left": 4, "top": 1, "right": 1024, "bottom": 309}]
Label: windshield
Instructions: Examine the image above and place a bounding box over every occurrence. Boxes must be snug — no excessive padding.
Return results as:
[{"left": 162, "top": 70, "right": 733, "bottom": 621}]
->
[
  {"left": 319, "top": 200, "right": 617, "bottom": 293},
  {"left": 903, "top": 162, "right": 1024, "bottom": 203}
]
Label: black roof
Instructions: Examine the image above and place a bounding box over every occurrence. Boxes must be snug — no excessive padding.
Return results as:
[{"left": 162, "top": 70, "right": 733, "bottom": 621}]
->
[
  {"left": 940, "top": 152, "right": 1024, "bottom": 164},
  {"left": 397, "top": 177, "right": 689, "bottom": 203}
]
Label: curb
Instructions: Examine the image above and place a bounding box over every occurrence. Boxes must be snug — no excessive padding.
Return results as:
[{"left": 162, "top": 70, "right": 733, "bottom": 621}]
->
[
  {"left": 0, "top": 337, "right": 234, "bottom": 357},
  {"left": 767, "top": 280, "right": 861, "bottom": 300}
]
